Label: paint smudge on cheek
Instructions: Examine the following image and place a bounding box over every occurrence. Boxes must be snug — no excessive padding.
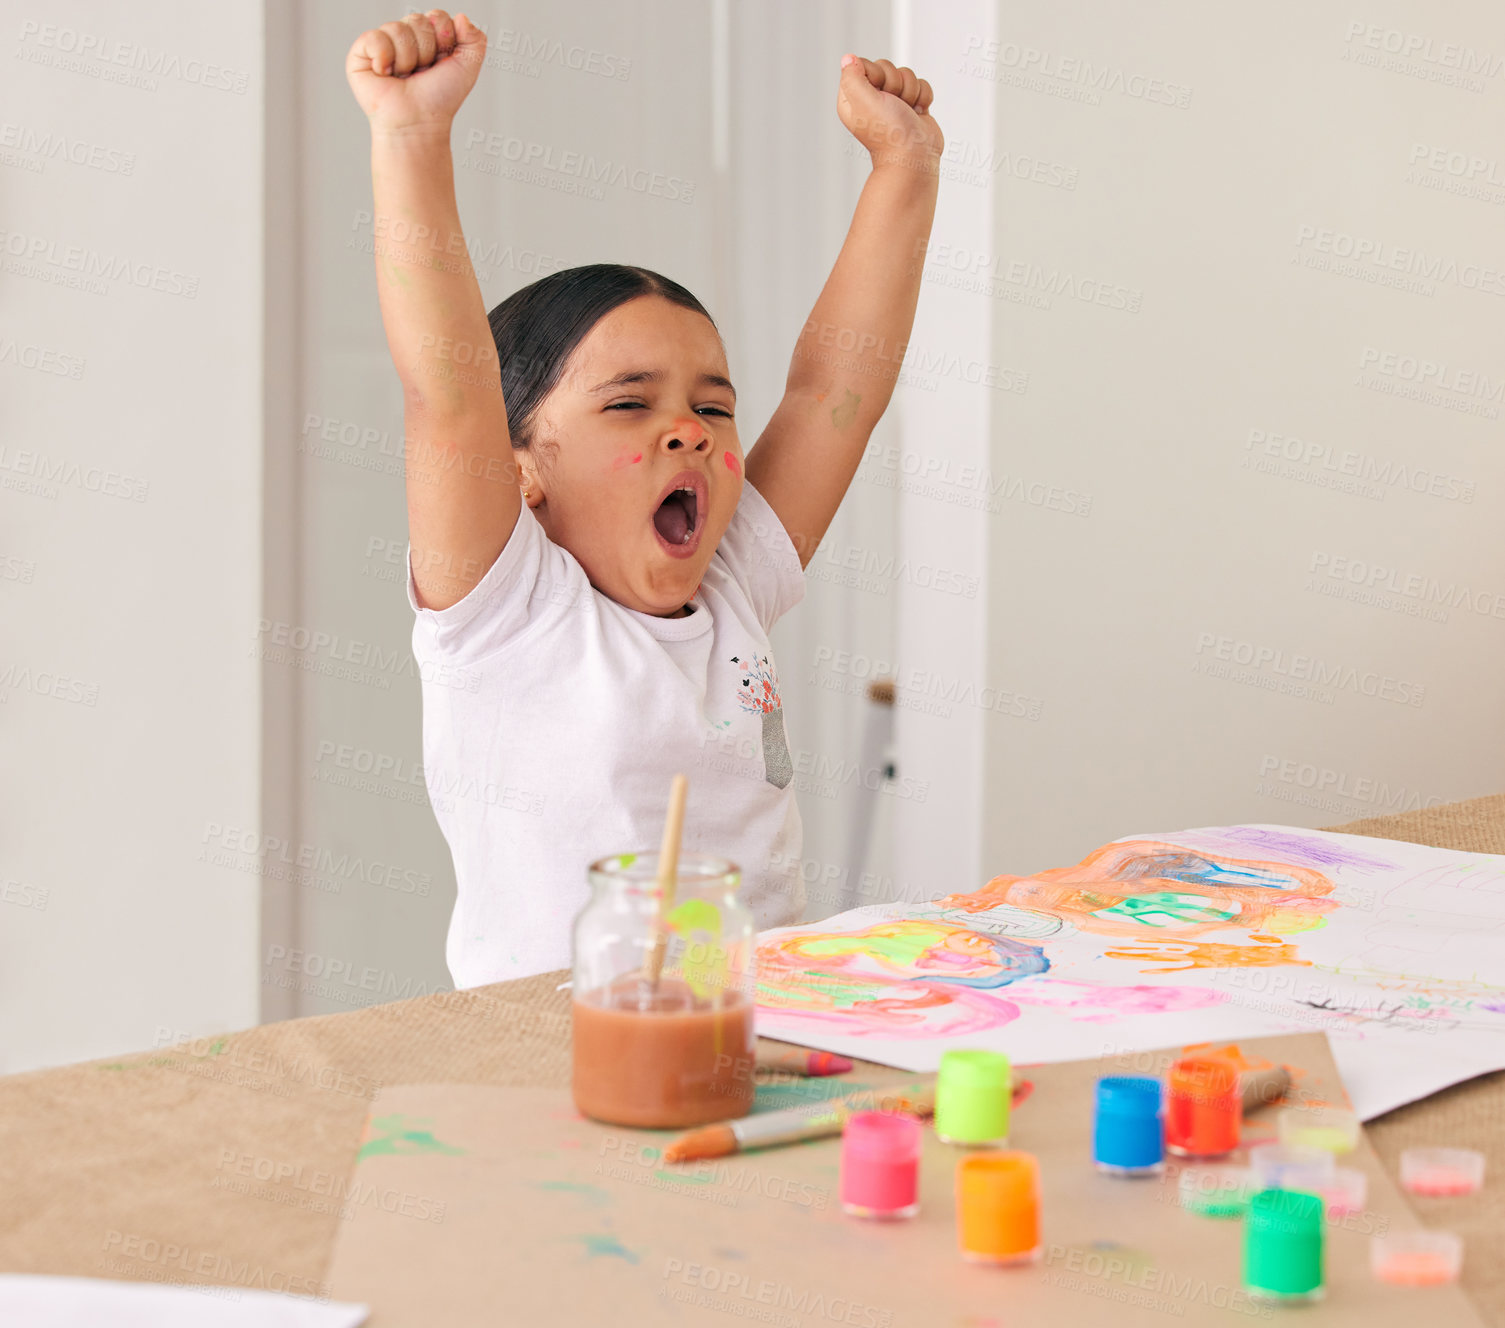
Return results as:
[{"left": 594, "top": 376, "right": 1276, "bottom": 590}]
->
[
  {"left": 611, "top": 450, "right": 644, "bottom": 472},
  {"left": 723, "top": 450, "right": 741, "bottom": 476}
]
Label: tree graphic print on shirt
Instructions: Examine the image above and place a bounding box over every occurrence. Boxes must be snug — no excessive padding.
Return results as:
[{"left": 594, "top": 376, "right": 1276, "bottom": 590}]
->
[{"left": 732, "top": 653, "right": 793, "bottom": 790}]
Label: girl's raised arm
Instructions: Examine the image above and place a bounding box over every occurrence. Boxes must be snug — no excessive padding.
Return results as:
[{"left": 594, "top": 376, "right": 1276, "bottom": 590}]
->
[
  {"left": 347, "top": 10, "right": 516, "bottom": 611},
  {"left": 745, "top": 56, "right": 942, "bottom": 567}
]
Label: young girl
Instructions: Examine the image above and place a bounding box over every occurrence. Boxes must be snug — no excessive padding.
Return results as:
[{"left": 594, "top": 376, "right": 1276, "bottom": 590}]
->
[{"left": 346, "top": 10, "right": 942, "bottom": 987}]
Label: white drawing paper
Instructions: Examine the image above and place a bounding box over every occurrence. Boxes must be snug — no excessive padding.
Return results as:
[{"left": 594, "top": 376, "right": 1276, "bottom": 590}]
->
[{"left": 754, "top": 825, "right": 1505, "bottom": 1118}]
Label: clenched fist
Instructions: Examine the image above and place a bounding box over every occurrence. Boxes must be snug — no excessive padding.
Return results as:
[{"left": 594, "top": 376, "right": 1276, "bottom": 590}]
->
[
  {"left": 837, "top": 55, "right": 944, "bottom": 171},
  {"left": 346, "top": 9, "right": 487, "bottom": 133}
]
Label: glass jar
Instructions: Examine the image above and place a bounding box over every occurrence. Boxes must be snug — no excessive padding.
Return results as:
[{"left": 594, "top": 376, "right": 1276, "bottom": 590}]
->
[{"left": 571, "top": 852, "right": 757, "bottom": 1128}]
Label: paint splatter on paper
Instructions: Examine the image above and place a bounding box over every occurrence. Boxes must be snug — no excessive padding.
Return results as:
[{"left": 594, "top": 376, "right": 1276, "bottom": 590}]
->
[
  {"left": 1007, "top": 978, "right": 1228, "bottom": 1022},
  {"left": 1103, "top": 937, "right": 1308, "bottom": 973},
  {"left": 755, "top": 917, "right": 1037, "bottom": 1035},
  {"left": 942, "top": 840, "right": 1339, "bottom": 939}
]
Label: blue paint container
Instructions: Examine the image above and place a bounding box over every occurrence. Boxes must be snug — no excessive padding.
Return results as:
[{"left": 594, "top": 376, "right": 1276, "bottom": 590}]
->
[{"left": 1093, "top": 1076, "right": 1165, "bottom": 1176}]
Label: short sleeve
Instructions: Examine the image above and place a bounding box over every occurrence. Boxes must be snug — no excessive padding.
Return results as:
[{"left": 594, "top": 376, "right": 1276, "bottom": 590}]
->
[
  {"left": 711, "top": 480, "right": 806, "bottom": 633},
  {"left": 407, "top": 504, "right": 590, "bottom": 666}
]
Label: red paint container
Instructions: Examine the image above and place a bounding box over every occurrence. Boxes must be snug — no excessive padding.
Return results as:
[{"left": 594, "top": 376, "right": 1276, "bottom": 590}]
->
[{"left": 1165, "top": 1055, "right": 1240, "bottom": 1158}]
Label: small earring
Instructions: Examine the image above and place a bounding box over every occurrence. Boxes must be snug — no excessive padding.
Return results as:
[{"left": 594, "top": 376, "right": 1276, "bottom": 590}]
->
[{"left": 523, "top": 489, "right": 531, "bottom": 500}]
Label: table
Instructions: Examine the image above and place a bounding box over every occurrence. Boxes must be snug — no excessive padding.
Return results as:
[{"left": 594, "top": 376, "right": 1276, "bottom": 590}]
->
[{"left": 3, "top": 794, "right": 1502, "bottom": 1319}]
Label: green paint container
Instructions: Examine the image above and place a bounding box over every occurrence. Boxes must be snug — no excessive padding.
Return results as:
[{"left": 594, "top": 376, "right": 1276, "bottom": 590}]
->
[
  {"left": 1243, "top": 1189, "right": 1325, "bottom": 1303},
  {"left": 934, "top": 1049, "right": 1010, "bottom": 1147}
]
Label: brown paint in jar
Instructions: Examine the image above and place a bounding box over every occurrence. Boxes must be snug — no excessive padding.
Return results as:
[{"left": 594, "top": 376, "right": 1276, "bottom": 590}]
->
[{"left": 571, "top": 975, "right": 755, "bottom": 1128}]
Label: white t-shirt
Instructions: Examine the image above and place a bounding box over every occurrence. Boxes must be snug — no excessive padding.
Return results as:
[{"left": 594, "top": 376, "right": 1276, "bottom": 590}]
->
[{"left": 407, "top": 479, "right": 808, "bottom": 988}]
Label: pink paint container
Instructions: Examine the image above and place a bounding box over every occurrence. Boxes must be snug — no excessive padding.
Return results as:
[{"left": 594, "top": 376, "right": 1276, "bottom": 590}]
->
[
  {"left": 1400, "top": 1148, "right": 1485, "bottom": 1198},
  {"left": 840, "top": 1111, "right": 921, "bottom": 1220}
]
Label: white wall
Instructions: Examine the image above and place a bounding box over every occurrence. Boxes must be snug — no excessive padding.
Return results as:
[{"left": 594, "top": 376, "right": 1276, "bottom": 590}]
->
[
  {"left": 886, "top": 1, "right": 1505, "bottom": 886},
  {"left": 886, "top": 1, "right": 997, "bottom": 907},
  {"left": 1, "top": 4, "right": 263, "bottom": 1070},
  {"left": 13, "top": 0, "right": 1500, "bottom": 1061}
]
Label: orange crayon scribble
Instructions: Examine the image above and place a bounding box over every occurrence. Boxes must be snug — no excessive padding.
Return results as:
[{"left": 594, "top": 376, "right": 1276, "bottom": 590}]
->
[{"left": 1103, "top": 936, "right": 1308, "bottom": 973}]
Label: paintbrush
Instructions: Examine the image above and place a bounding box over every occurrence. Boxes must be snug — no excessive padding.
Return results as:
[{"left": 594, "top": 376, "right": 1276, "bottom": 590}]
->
[
  {"left": 644, "top": 774, "right": 688, "bottom": 991},
  {"left": 663, "top": 1076, "right": 1036, "bottom": 1164},
  {"left": 1240, "top": 1063, "right": 1291, "bottom": 1113}
]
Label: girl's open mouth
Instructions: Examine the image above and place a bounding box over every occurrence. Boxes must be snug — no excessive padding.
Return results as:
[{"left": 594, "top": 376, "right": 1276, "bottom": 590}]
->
[{"left": 651, "top": 471, "right": 707, "bottom": 558}]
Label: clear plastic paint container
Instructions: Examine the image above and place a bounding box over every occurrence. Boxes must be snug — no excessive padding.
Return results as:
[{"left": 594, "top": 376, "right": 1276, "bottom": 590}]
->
[
  {"left": 934, "top": 1050, "right": 1011, "bottom": 1147},
  {"left": 1320, "top": 1167, "right": 1368, "bottom": 1219},
  {"left": 1277, "top": 1105, "right": 1359, "bottom": 1155},
  {"left": 840, "top": 1111, "right": 922, "bottom": 1220},
  {"left": 1093, "top": 1076, "right": 1165, "bottom": 1177},
  {"left": 1178, "top": 1165, "right": 1255, "bottom": 1218},
  {"left": 1165, "top": 1055, "right": 1241, "bottom": 1159},
  {"left": 956, "top": 1151, "right": 1042, "bottom": 1265},
  {"left": 1400, "top": 1147, "right": 1485, "bottom": 1198},
  {"left": 1249, "top": 1143, "right": 1336, "bottom": 1194},
  {"left": 1370, "top": 1231, "right": 1463, "bottom": 1286},
  {"left": 1243, "top": 1189, "right": 1325, "bottom": 1305}
]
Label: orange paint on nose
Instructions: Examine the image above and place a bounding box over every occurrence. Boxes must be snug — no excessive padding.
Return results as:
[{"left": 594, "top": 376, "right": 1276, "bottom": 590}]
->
[{"left": 723, "top": 451, "right": 741, "bottom": 475}]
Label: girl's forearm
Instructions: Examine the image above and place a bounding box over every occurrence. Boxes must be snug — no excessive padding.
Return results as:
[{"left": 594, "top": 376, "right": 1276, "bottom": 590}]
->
[
  {"left": 370, "top": 125, "right": 506, "bottom": 429},
  {"left": 785, "top": 163, "right": 939, "bottom": 433}
]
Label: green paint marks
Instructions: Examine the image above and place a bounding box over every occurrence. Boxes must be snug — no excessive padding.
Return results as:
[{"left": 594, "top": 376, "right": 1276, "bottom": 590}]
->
[
  {"left": 666, "top": 897, "right": 725, "bottom": 1000},
  {"left": 831, "top": 388, "right": 861, "bottom": 429},
  {"left": 537, "top": 1181, "right": 609, "bottom": 1205},
  {"left": 1095, "top": 892, "right": 1239, "bottom": 929},
  {"left": 798, "top": 930, "right": 932, "bottom": 965},
  {"left": 358, "top": 1113, "right": 466, "bottom": 1161},
  {"left": 579, "top": 1233, "right": 639, "bottom": 1263},
  {"left": 655, "top": 1167, "right": 714, "bottom": 1185},
  {"left": 617, "top": 853, "right": 637, "bottom": 870},
  {"left": 754, "top": 971, "right": 878, "bottom": 1013},
  {"left": 752, "top": 1078, "right": 872, "bottom": 1114}
]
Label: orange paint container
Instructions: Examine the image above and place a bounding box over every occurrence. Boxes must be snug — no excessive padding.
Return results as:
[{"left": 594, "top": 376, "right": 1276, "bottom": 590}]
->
[
  {"left": 1370, "top": 1232, "right": 1462, "bottom": 1287},
  {"left": 956, "top": 1151, "right": 1041, "bottom": 1266},
  {"left": 1165, "top": 1055, "right": 1240, "bottom": 1158}
]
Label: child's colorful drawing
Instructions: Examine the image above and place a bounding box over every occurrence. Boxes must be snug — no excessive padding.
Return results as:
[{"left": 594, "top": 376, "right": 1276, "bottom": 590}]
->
[
  {"left": 753, "top": 826, "right": 1505, "bottom": 1119},
  {"left": 940, "top": 839, "right": 1339, "bottom": 938},
  {"left": 755, "top": 917, "right": 1045, "bottom": 1035}
]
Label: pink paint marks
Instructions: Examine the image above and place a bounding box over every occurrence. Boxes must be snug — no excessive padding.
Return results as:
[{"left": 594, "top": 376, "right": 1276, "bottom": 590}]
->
[
  {"left": 761, "top": 990, "right": 1022, "bottom": 1039},
  {"left": 1007, "top": 979, "right": 1228, "bottom": 1023},
  {"left": 612, "top": 450, "right": 644, "bottom": 472},
  {"left": 723, "top": 450, "right": 741, "bottom": 475}
]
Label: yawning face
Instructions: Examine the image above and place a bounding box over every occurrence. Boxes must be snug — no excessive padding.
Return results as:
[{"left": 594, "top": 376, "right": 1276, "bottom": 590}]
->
[{"left": 518, "top": 296, "right": 743, "bottom": 617}]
